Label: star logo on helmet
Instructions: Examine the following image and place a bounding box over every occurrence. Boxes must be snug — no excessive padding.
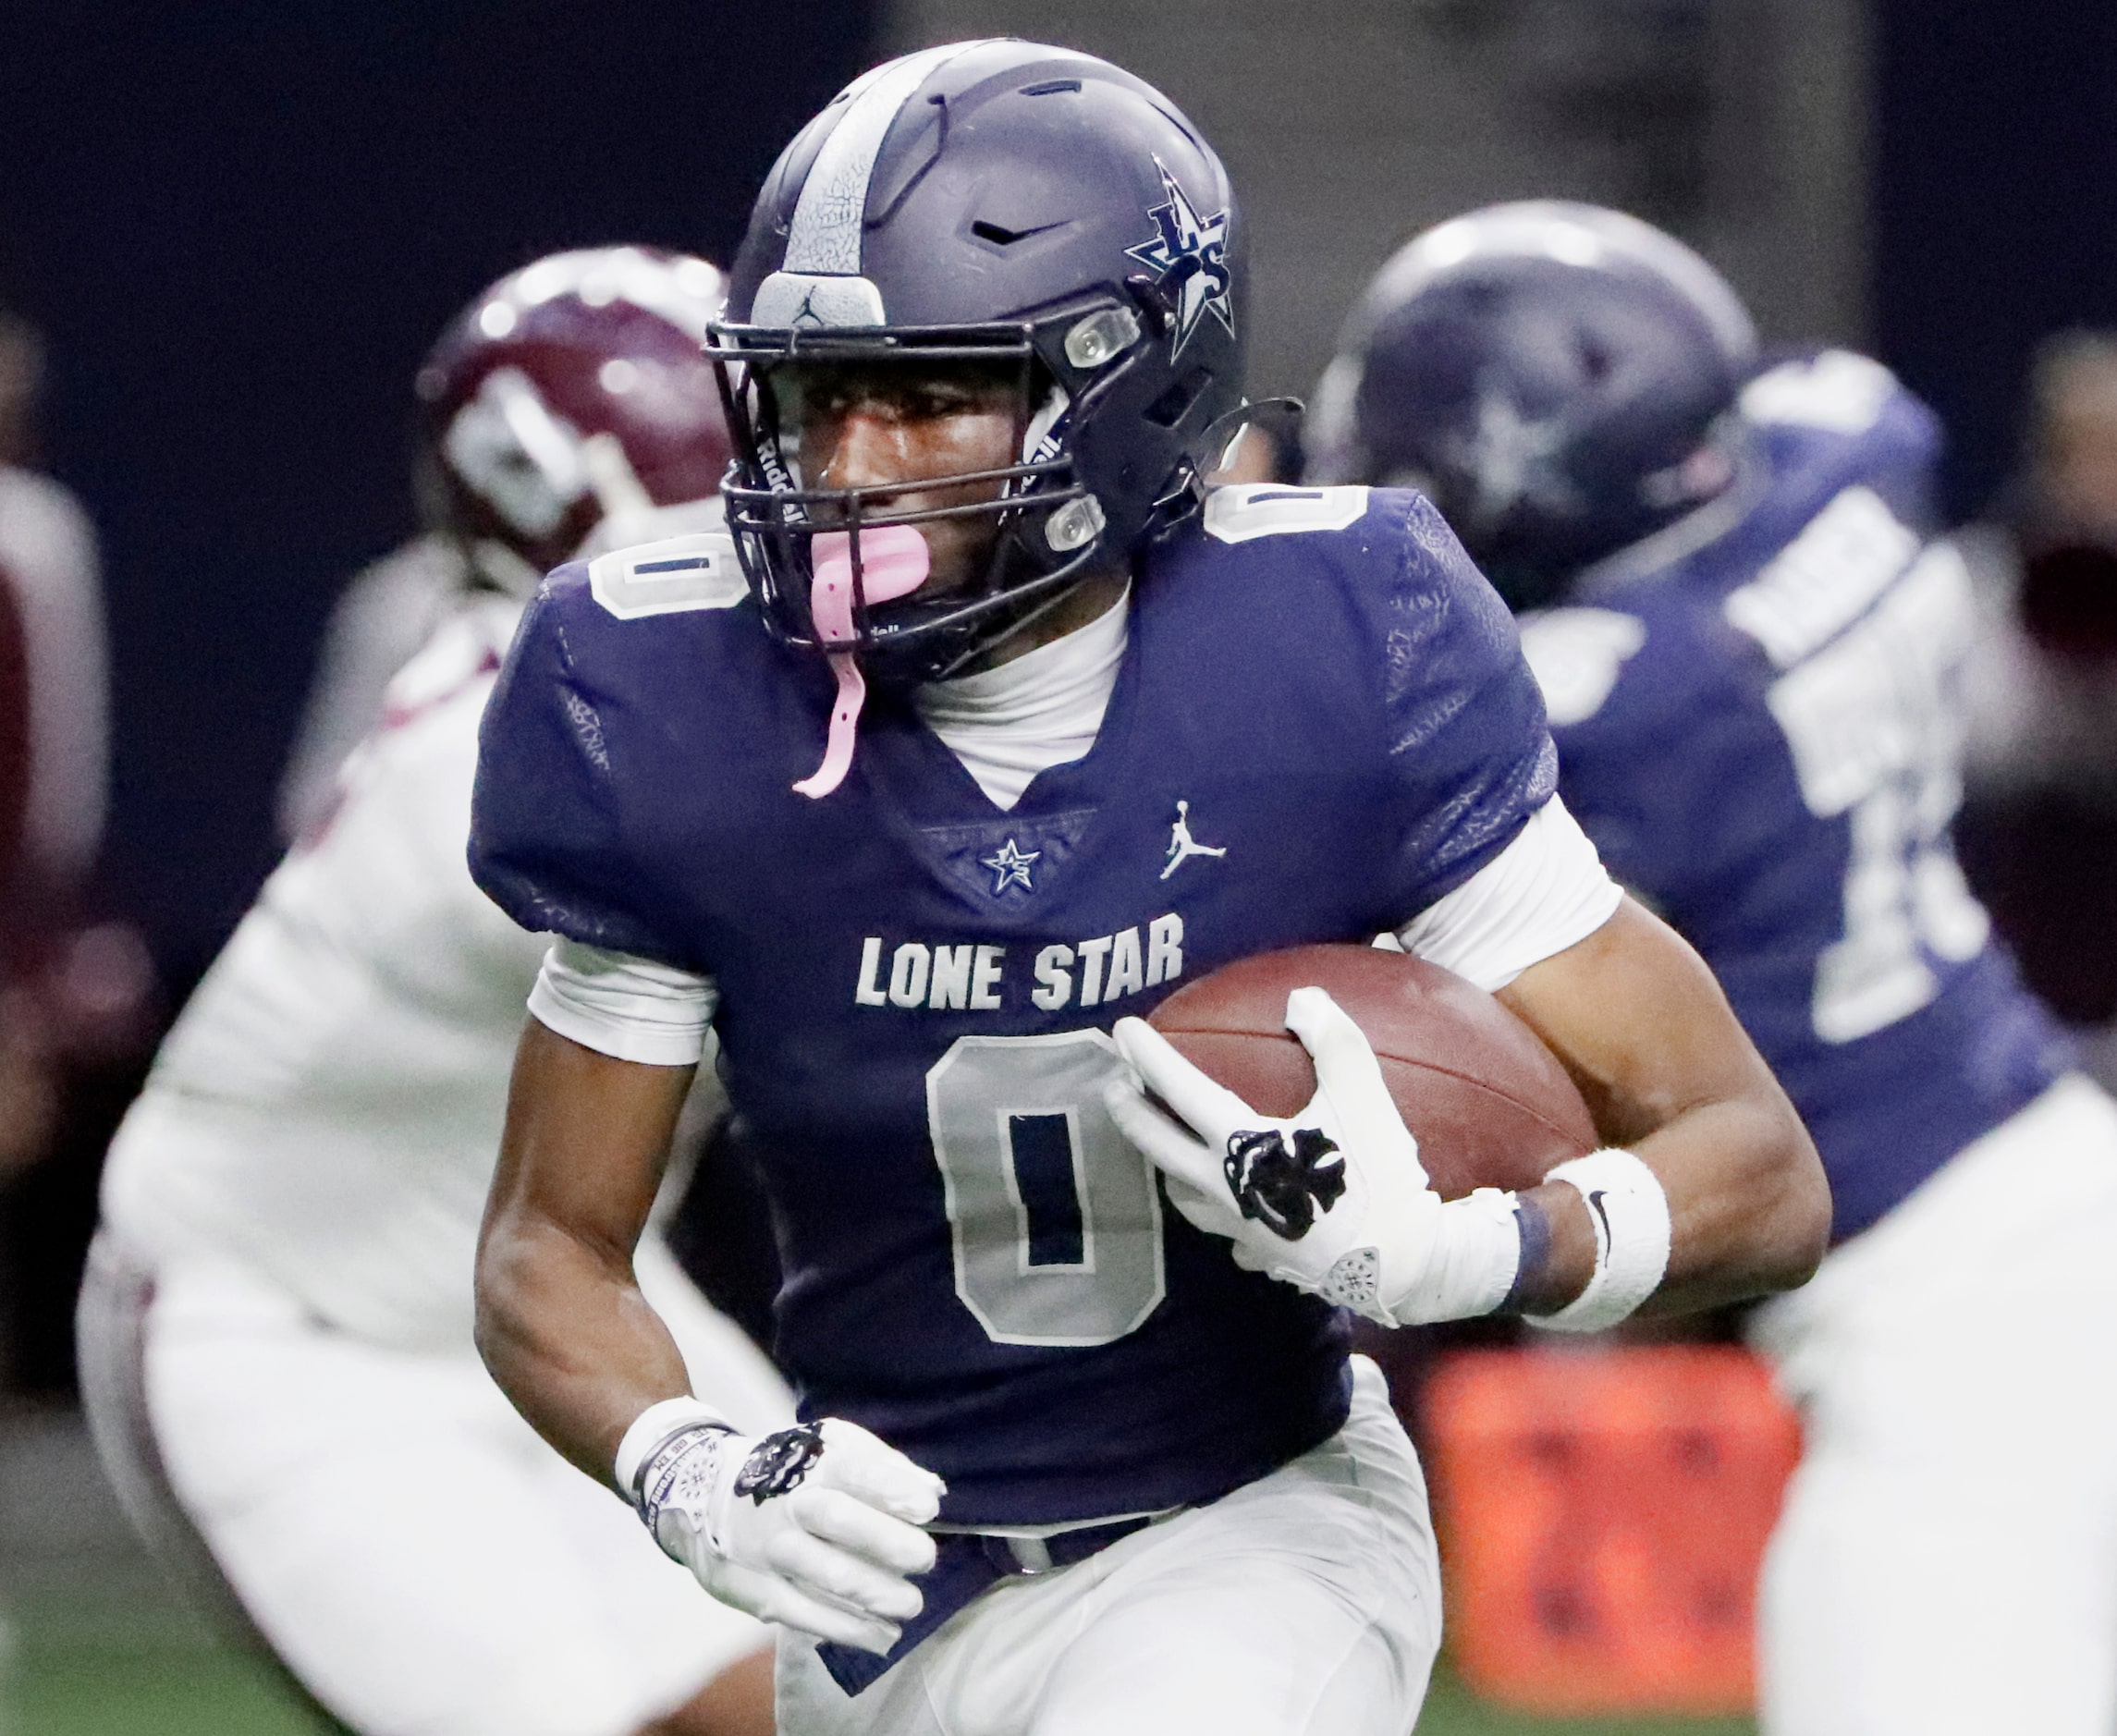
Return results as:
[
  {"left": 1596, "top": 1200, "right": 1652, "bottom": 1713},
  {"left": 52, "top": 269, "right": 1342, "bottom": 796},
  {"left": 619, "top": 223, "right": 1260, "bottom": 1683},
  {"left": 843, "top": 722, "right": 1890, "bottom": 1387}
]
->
[
  {"left": 1450, "top": 377, "right": 1578, "bottom": 526},
  {"left": 979, "top": 837, "right": 1041, "bottom": 895},
  {"left": 1125, "top": 159, "right": 1234, "bottom": 357}
]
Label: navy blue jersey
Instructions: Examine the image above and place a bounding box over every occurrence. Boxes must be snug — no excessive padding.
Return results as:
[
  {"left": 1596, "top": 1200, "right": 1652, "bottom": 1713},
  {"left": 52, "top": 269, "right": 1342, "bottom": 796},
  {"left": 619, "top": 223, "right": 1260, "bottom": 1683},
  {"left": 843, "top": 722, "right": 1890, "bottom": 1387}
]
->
[
  {"left": 1521, "top": 352, "right": 2072, "bottom": 1243},
  {"left": 471, "top": 484, "right": 1555, "bottom": 1523}
]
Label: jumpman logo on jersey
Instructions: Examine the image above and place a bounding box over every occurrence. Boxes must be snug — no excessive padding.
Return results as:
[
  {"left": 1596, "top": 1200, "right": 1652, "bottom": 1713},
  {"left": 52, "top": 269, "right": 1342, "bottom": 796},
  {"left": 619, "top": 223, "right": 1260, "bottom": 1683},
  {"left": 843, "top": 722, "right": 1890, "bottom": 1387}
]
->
[
  {"left": 1160, "top": 801, "right": 1228, "bottom": 880},
  {"left": 981, "top": 837, "right": 1041, "bottom": 894}
]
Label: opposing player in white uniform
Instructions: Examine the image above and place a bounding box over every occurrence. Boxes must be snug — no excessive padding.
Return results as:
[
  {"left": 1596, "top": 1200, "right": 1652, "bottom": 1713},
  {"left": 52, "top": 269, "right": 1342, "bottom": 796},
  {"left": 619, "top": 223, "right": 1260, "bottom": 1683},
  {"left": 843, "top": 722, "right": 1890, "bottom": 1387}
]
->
[{"left": 79, "top": 248, "right": 792, "bottom": 1736}]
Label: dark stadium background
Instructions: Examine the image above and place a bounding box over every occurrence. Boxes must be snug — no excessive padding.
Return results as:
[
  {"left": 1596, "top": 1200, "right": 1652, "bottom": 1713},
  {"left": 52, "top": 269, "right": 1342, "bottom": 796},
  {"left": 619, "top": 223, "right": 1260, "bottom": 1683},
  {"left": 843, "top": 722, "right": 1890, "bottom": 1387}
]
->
[
  {"left": 1, "top": 0, "right": 2110, "bottom": 999},
  {"left": 0, "top": 0, "right": 872, "bottom": 1399},
  {"left": 0, "top": 0, "right": 872, "bottom": 987}
]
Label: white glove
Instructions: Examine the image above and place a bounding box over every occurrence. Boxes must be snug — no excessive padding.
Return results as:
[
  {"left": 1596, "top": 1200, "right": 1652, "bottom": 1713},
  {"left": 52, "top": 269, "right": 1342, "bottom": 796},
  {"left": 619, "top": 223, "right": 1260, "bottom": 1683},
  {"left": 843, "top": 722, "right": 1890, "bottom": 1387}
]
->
[
  {"left": 618, "top": 1403, "right": 946, "bottom": 1656},
  {"left": 1106, "top": 987, "right": 1524, "bottom": 1326}
]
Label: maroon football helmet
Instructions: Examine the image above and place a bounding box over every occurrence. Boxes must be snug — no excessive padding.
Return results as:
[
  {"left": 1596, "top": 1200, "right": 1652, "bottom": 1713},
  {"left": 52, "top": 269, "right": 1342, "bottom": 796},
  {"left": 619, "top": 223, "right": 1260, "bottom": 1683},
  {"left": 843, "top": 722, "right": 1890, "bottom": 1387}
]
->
[{"left": 415, "top": 247, "right": 732, "bottom": 595}]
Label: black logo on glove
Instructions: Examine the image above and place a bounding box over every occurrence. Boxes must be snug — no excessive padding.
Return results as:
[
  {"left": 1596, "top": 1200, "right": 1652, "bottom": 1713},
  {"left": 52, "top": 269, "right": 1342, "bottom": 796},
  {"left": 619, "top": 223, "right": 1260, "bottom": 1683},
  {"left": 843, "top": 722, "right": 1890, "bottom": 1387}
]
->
[
  {"left": 1223, "top": 1127, "right": 1347, "bottom": 1240},
  {"left": 733, "top": 1423, "right": 826, "bottom": 1505}
]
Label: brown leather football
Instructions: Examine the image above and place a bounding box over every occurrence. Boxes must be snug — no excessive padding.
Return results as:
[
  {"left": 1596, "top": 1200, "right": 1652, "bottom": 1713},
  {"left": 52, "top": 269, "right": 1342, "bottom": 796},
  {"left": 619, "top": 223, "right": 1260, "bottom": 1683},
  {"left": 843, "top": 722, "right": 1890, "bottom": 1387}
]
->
[{"left": 1145, "top": 944, "right": 1597, "bottom": 1200}]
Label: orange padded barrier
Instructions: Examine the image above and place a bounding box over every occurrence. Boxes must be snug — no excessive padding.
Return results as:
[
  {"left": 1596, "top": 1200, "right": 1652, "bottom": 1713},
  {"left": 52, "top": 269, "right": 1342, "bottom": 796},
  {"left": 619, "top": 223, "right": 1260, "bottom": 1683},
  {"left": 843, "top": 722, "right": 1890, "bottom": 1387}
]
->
[{"left": 1423, "top": 1344, "right": 1801, "bottom": 1718}]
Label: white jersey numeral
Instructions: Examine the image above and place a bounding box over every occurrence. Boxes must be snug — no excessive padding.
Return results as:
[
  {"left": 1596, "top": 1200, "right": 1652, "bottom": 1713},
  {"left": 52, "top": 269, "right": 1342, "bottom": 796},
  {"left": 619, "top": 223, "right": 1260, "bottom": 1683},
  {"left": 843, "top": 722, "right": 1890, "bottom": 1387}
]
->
[
  {"left": 1744, "top": 531, "right": 1989, "bottom": 1044},
  {"left": 1739, "top": 350, "right": 1898, "bottom": 436},
  {"left": 1724, "top": 486, "right": 1920, "bottom": 669},
  {"left": 924, "top": 1031, "right": 1166, "bottom": 1347},
  {"left": 1203, "top": 484, "right": 1370, "bottom": 544},
  {"left": 1518, "top": 607, "right": 1648, "bottom": 727},
  {"left": 588, "top": 532, "right": 747, "bottom": 619}
]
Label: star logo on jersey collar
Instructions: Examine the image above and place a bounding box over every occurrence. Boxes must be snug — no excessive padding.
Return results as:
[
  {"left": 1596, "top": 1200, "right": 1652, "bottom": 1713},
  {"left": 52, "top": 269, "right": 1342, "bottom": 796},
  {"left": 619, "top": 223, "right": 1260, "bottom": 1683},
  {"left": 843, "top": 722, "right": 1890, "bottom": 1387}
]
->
[
  {"left": 980, "top": 837, "right": 1041, "bottom": 895},
  {"left": 1125, "top": 158, "right": 1234, "bottom": 357}
]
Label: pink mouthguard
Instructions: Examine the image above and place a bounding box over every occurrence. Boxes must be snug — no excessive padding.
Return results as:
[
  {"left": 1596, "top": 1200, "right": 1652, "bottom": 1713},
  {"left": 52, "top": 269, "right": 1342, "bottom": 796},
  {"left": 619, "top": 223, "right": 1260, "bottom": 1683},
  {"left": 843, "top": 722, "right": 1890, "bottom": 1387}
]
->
[{"left": 792, "top": 526, "right": 931, "bottom": 799}]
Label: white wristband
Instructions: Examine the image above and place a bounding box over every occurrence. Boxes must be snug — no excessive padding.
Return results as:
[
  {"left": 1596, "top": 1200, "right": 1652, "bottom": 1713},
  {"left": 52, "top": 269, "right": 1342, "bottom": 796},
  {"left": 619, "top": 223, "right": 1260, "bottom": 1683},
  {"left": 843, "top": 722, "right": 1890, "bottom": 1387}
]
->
[
  {"left": 1528, "top": 1148, "right": 1671, "bottom": 1333},
  {"left": 1379, "top": 1187, "right": 1524, "bottom": 1326},
  {"left": 612, "top": 1396, "right": 731, "bottom": 1498}
]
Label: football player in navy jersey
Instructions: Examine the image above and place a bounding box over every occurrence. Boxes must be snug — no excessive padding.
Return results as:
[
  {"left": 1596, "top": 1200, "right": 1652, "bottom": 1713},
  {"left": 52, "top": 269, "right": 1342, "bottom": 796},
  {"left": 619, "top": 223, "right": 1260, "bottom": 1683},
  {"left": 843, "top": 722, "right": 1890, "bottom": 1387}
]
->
[
  {"left": 1313, "top": 201, "right": 2117, "bottom": 1736},
  {"left": 469, "top": 48, "right": 1826, "bottom": 1735}
]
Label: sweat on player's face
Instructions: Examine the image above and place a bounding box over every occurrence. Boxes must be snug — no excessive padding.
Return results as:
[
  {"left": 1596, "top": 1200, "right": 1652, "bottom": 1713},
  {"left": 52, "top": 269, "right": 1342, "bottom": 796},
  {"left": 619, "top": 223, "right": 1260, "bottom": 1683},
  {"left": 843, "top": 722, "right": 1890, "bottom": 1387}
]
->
[{"left": 771, "top": 357, "right": 1034, "bottom": 596}]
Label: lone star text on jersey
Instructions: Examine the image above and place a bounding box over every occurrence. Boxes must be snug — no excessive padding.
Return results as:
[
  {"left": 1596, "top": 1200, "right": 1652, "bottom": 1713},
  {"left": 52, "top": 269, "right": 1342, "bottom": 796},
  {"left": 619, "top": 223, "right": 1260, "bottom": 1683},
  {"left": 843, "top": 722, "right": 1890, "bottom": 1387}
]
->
[{"left": 853, "top": 914, "right": 1185, "bottom": 1012}]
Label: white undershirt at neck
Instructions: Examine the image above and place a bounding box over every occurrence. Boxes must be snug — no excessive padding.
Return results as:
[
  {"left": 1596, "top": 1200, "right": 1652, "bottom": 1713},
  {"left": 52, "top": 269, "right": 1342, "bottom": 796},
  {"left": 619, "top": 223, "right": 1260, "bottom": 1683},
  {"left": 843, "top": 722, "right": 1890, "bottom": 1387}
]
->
[{"left": 912, "top": 588, "right": 1131, "bottom": 810}]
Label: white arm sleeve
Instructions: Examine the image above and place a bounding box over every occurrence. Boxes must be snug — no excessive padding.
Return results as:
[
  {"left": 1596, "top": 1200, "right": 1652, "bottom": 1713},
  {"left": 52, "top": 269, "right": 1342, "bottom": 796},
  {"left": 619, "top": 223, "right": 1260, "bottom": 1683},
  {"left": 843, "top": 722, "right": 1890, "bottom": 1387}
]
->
[
  {"left": 1393, "top": 796, "right": 1622, "bottom": 992},
  {"left": 528, "top": 938, "right": 719, "bottom": 1067}
]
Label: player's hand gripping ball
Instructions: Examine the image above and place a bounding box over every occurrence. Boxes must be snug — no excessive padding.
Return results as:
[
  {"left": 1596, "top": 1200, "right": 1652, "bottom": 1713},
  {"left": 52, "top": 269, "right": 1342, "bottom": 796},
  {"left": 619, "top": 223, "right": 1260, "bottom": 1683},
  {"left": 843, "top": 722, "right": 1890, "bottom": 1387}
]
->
[
  {"left": 633, "top": 1417, "right": 946, "bottom": 1656},
  {"left": 1109, "top": 987, "right": 1483, "bottom": 1323},
  {"left": 1107, "top": 947, "right": 1596, "bottom": 1326}
]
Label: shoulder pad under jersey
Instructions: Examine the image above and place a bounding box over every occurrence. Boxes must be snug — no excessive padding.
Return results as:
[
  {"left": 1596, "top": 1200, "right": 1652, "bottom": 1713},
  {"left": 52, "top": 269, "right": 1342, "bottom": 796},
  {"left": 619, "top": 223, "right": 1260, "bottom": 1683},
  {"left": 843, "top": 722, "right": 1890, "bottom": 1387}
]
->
[
  {"left": 584, "top": 530, "right": 746, "bottom": 621},
  {"left": 1200, "top": 483, "right": 1372, "bottom": 544}
]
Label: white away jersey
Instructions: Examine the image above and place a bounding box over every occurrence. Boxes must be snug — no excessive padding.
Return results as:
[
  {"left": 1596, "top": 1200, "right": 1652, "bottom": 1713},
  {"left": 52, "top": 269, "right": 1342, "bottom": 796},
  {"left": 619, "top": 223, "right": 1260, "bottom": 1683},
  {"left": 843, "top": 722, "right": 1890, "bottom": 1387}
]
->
[{"left": 101, "top": 595, "right": 544, "bottom": 1346}]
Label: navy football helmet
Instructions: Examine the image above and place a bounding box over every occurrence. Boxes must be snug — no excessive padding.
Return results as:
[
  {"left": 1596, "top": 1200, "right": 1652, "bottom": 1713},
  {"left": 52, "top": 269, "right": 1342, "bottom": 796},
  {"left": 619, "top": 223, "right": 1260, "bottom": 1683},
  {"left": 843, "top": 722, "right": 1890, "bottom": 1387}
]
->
[
  {"left": 1307, "top": 202, "right": 1757, "bottom": 609},
  {"left": 710, "top": 40, "right": 1243, "bottom": 681},
  {"left": 416, "top": 247, "right": 733, "bottom": 597}
]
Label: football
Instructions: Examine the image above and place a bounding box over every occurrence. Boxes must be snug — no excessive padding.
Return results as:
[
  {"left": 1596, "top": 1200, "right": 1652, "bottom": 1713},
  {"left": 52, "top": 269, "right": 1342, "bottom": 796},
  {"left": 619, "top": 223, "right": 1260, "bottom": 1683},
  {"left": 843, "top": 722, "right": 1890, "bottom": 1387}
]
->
[{"left": 1145, "top": 944, "right": 1597, "bottom": 1199}]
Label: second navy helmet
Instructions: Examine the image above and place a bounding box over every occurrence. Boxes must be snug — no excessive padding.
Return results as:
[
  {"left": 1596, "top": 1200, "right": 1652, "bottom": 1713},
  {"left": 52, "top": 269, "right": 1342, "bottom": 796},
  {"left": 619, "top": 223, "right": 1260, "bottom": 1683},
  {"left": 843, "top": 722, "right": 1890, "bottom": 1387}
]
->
[{"left": 1307, "top": 202, "right": 1757, "bottom": 608}]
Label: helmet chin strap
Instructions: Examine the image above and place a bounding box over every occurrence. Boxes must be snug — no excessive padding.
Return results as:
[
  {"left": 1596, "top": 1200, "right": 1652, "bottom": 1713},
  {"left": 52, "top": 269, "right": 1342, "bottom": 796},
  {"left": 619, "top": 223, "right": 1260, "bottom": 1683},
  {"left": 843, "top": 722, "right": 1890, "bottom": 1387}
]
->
[{"left": 793, "top": 526, "right": 932, "bottom": 798}]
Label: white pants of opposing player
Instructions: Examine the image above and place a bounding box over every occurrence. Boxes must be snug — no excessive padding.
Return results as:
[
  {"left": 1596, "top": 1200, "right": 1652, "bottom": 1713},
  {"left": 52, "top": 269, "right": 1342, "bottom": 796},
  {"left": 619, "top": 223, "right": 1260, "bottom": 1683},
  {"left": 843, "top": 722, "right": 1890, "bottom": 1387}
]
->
[
  {"left": 1752, "top": 1074, "right": 2117, "bottom": 1736},
  {"left": 776, "top": 1355, "right": 1439, "bottom": 1736},
  {"left": 78, "top": 1230, "right": 791, "bottom": 1736}
]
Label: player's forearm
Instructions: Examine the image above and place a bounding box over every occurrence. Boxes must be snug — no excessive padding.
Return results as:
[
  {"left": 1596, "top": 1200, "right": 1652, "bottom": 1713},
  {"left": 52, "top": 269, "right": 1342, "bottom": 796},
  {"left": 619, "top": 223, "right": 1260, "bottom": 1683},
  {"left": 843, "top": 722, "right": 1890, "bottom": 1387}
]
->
[
  {"left": 1500, "top": 899, "right": 1830, "bottom": 1318},
  {"left": 1629, "top": 1093, "right": 1827, "bottom": 1313},
  {"left": 474, "top": 1213, "right": 692, "bottom": 1485},
  {"left": 1501, "top": 1090, "right": 1824, "bottom": 1319},
  {"left": 475, "top": 1019, "right": 699, "bottom": 1485}
]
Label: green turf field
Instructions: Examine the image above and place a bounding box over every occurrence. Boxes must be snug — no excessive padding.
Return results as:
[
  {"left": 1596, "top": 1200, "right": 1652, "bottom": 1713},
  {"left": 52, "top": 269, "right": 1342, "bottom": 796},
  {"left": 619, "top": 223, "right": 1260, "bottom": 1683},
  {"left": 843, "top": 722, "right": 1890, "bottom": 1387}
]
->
[
  {"left": 0, "top": 1615, "right": 1756, "bottom": 1736},
  {"left": 0, "top": 1407, "right": 1754, "bottom": 1736}
]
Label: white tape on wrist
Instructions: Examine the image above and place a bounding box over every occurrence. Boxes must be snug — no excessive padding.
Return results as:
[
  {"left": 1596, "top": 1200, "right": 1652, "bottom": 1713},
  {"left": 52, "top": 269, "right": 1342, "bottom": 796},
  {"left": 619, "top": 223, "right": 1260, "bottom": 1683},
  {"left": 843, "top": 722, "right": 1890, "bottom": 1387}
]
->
[
  {"left": 1529, "top": 1148, "right": 1671, "bottom": 1333},
  {"left": 612, "top": 1396, "right": 732, "bottom": 1499},
  {"left": 1380, "top": 1187, "right": 1524, "bottom": 1326}
]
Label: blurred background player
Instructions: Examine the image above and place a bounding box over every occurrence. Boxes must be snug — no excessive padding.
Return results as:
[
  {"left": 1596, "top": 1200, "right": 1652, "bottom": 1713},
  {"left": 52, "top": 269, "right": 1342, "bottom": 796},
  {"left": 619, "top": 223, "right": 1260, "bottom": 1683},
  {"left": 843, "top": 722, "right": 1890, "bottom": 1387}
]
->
[
  {"left": 1311, "top": 200, "right": 2117, "bottom": 1736},
  {"left": 0, "top": 302, "right": 104, "bottom": 1177},
  {"left": 278, "top": 249, "right": 737, "bottom": 842},
  {"left": 0, "top": 301, "right": 153, "bottom": 1382},
  {"left": 1952, "top": 330, "right": 2117, "bottom": 1087},
  {"left": 275, "top": 533, "right": 458, "bottom": 845},
  {"left": 75, "top": 248, "right": 792, "bottom": 1736}
]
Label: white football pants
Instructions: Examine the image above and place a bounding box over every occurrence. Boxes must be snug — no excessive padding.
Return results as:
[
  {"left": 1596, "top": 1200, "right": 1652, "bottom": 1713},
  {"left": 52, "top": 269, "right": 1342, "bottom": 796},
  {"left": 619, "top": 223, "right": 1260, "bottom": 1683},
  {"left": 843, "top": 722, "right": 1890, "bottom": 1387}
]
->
[
  {"left": 774, "top": 1354, "right": 1440, "bottom": 1736},
  {"left": 1751, "top": 1073, "right": 2117, "bottom": 1736},
  {"left": 79, "top": 1229, "right": 791, "bottom": 1736}
]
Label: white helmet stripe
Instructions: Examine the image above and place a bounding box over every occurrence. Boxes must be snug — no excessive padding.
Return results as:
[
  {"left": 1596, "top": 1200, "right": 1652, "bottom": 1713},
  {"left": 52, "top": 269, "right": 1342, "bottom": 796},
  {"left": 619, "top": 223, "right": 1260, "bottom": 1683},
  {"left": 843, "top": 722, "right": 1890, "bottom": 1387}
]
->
[
  {"left": 784, "top": 42, "right": 991, "bottom": 276},
  {"left": 1358, "top": 201, "right": 1757, "bottom": 368}
]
